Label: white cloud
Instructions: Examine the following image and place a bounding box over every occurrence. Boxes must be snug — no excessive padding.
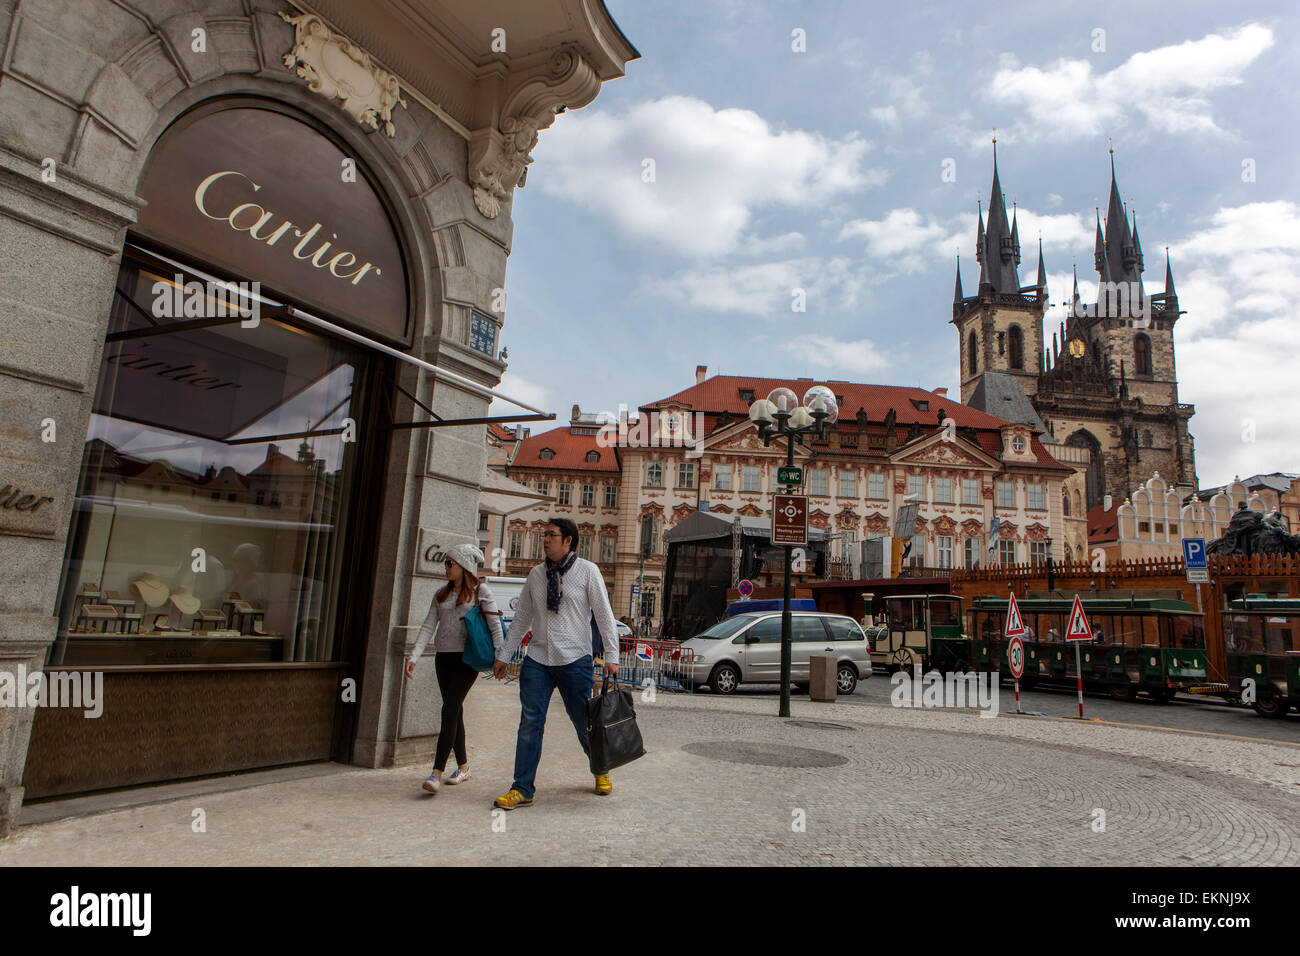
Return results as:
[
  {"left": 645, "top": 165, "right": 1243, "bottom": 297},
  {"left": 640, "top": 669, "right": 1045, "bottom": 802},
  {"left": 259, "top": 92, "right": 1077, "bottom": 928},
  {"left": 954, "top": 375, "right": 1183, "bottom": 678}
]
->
[
  {"left": 1161, "top": 201, "right": 1300, "bottom": 484},
  {"left": 986, "top": 24, "right": 1274, "bottom": 140},
  {"left": 489, "top": 372, "right": 552, "bottom": 418},
  {"left": 642, "top": 256, "right": 865, "bottom": 316},
  {"left": 534, "top": 95, "right": 881, "bottom": 257},
  {"left": 782, "top": 335, "right": 892, "bottom": 376},
  {"left": 839, "top": 207, "right": 1092, "bottom": 274}
]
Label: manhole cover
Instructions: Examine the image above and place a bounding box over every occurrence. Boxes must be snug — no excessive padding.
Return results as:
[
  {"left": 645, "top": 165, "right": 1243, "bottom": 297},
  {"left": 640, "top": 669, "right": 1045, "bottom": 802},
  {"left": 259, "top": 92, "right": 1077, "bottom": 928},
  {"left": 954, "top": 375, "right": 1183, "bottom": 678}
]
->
[
  {"left": 683, "top": 741, "right": 848, "bottom": 768},
  {"left": 785, "top": 719, "right": 854, "bottom": 731}
]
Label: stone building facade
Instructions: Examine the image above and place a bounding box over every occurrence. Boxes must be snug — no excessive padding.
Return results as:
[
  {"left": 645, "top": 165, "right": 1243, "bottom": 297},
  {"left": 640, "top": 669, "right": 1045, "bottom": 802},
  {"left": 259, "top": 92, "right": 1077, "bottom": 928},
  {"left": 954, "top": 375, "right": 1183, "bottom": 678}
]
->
[
  {"left": 500, "top": 370, "right": 1074, "bottom": 634},
  {"left": 955, "top": 148, "right": 1198, "bottom": 512},
  {"left": 0, "top": 0, "right": 635, "bottom": 831}
]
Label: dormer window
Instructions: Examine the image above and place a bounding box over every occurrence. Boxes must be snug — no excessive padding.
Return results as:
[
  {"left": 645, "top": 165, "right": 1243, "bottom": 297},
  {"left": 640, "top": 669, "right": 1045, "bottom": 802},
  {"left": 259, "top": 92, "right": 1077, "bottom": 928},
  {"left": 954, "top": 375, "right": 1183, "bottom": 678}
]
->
[
  {"left": 1011, "top": 435, "right": 1026, "bottom": 453},
  {"left": 739, "top": 389, "right": 754, "bottom": 402},
  {"left": 585, "top": 451, "right": 600, "bottom": 463},
  {"left": 909, "top": 399, "right": 930, "bottom": 412},
  {"left": 539, "top": 448, "right": 556, "bottom": 460}
]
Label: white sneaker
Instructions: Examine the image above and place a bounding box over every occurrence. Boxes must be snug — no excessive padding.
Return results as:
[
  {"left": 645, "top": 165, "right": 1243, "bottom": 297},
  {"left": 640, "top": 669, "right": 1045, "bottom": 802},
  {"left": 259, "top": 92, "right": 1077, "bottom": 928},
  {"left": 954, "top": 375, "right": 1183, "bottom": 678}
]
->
[
  {"left": 445, "top": 766, "right": 470, "bottom": 785},
  {"left": 422, "top": 772, "right": 441, "bottom": 793}
]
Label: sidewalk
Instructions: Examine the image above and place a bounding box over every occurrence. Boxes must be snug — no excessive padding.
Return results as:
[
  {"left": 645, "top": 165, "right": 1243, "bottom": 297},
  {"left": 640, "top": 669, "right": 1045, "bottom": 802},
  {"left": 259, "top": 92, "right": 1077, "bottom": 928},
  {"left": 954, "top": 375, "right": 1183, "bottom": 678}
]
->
[{"left": 3, "top": 679, "right": 1300, "bottom": 866}]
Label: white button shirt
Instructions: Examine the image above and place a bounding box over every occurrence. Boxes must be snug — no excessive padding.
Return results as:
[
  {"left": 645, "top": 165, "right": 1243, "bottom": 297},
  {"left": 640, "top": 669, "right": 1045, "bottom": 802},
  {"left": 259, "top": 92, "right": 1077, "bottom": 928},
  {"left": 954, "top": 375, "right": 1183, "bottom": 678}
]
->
[{"left": 498, "top": 556, "right": 620, "bottom": 667}]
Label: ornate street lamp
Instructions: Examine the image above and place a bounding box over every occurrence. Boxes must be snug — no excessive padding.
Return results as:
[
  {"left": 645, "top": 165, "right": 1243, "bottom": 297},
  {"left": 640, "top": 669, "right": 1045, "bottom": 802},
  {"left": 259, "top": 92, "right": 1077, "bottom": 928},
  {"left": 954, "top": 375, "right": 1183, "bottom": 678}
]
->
[{"left": 748, "top": 384, "right": 838, "bottom": 717}]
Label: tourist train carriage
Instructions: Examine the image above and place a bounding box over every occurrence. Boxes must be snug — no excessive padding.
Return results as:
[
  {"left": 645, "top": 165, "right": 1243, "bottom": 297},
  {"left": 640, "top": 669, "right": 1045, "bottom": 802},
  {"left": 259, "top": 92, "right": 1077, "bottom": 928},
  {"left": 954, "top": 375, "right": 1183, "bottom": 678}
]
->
[
  {"left": 1221, "top": 597, "right": 1300, "bottom": 718},
  {"left": 867, "top": 594, "right": 966, "bottom": 673},
  {"left": 966, "top": 596, "right": 1208, "bottom": 701}
]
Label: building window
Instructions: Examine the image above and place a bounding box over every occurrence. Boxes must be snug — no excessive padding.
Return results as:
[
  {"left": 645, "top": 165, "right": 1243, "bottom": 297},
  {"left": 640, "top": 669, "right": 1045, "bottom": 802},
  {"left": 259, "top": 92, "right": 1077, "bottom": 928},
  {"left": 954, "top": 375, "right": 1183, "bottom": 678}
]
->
[
  {"left": 579, "top": 534, "right": 592, "bottom": 559},
  {"left": 1009, "top": 324, "right": 1024, "bottom": 370},
  {"left": 1030, "top": 541, "right": 1048, "bottom": 565},
  {"left": 255, "top": 490, "right": 266, "bottom": 505},
  {"left": 678, "top": 462, "right": 696, "bottom": 489},
  {"left": 907, "top": 474, "right": 925, "bottom": 501},
  {"left": 839, "top": 470, "right": 856, "bottom": 498},
  {"left": 581, "top": 484, "right": 594, "bottom": 507},
  {"left": 531, "top": 531, "right": 544, "bottom": 558},
  {"left": 809, "top": 469, "right": 828, "bottom": 496},
  {"left": 908, "top": 533, "right": 926, "bottom": 565},
  {"left": 478, "top": 513, "right": 489, "bottom": 532},
  {"left": 539, "top": 448, "right": 555, "bottom": 460},
  {"left": 962, "top": 478, "right": 980, "bottom": 506},
  {"left": 996, "top": 480, "right": 1014, "bottom": 509},
  {"left": 646, "top": 462, "right": 663, "bottom": 487},
  {"left": 509, "top": 531, "right": 523, "bottom": 559},
  {"left": 998, "top": 539, "right": 1017, "bottom": 565},
  {"left": 868, "top": 472, "right": 886, "bottom": 499},
  {"left": 968, "top": 331, "right": 978, "bottom": 373},
  {"left": 558, "top": 483, "right": 571, "bottom": 506},
  {"left": 1134, "top": 333, "right": 1151, "bottom": 375},
  {"left": 936, "top": 536, "right": 953, "bottom": 569},
  {"left": 639, "top": 592, "right": 656, "bottom": 619},
  {"left": 639, "top": 515, "right": 660, "bottom": 555},
  {"left": 536, "top": 480, "right": 549, "bottom": 497},
  {"left": 604, "top": 484, "right": 618, "bottom": 508},
  {"left": 1027, "top": 483, "right": 1045, "bottom": 510},
  {"left": 964, "top": 537, "right": 982, "bottom": 568},
  {"left": 585, "top": 450, "right": 600, "bottom": 464},
  {"left": 600, "top": 536, "right": 615, "bottom": 564},
  {"left": 935, "top": 476, "right": 953, "bottom": 504},
  {"left": 1063, "top": 489, "right": 1071, "bottom": 517},
  {"left": 743, "top": 465, "right": 760, "bottom": 492},
  {"left": 739, "top": 388, "right": 754, "bottom": 402},
  {"left": 714, "top": 465, "right": 732, "bottom": 491}
]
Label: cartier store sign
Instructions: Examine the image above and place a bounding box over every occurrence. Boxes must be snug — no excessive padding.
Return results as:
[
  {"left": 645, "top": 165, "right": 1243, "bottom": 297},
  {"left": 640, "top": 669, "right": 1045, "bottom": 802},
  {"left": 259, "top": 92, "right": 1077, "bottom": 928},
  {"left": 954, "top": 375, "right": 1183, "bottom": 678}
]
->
[
  {"left": 136, "top": 102, "right": 410, "bottom": 343},
  {"left": 0, "top": 462, "right": 60, "bottom": 538}
]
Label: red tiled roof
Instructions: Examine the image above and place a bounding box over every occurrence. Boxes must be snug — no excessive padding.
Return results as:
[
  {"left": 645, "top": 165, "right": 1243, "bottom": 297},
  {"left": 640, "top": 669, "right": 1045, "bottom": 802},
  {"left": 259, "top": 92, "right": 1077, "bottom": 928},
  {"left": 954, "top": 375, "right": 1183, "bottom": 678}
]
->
[
  {"left": 645, "top": 375, "right": 1069, "bottom": 472},
  {"left": 1088, "top": 503, "right": 1119, "bottom": 543},
  {"left": 509, "top": 427, "right": 619, "bottom": 473}
]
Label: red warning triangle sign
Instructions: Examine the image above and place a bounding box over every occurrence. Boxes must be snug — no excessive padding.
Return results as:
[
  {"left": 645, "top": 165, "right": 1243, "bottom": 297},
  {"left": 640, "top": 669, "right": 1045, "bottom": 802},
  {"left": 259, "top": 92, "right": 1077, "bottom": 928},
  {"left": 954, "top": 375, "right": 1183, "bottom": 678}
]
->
[
  {"left": 1004, "top": 592, "right": 1026, "bottom": 637},
  {"left": 1066, "top": 594, "right": 1093, "bottom": 642}
]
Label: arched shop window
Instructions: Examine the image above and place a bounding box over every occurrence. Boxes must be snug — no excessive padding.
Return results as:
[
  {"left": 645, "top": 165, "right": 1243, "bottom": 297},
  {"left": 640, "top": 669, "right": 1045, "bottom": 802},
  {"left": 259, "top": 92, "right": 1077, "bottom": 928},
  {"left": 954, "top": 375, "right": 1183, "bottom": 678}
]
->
[{"left": 51, "top": 100, "right": 410, "bottom": 668}]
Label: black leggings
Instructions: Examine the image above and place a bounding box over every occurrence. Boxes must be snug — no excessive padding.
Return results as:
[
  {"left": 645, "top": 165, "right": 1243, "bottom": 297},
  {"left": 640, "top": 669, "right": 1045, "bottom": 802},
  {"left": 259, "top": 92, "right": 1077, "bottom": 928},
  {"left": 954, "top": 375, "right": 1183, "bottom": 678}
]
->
[{"left": 434, "top": 652, "right": 479, "bottom": 772}]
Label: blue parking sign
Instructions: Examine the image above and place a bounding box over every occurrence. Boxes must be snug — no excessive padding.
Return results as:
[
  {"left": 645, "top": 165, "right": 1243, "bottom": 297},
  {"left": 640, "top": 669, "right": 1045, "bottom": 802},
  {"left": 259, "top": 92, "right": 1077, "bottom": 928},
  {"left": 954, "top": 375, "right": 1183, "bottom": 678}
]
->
[{"left": 1182, "top": 538, "right": 1208, "bottom": 583}]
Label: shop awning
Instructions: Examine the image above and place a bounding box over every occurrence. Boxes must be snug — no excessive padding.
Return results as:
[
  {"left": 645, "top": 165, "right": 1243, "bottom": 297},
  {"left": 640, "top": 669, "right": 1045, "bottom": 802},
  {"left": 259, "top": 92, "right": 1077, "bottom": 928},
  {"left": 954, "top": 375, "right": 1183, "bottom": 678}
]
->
[{"left": 478, "top": 467, "right": 551, "bottom": 516}]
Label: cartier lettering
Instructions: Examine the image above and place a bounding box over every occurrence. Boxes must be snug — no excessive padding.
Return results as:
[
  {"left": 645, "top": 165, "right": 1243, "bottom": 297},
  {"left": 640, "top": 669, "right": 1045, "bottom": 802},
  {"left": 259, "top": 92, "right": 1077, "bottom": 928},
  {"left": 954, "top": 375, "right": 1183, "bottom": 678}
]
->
[
  {"left": 102, "top": 350, "right": 242, "bottom": 393},
  {"left": 0, "top": 484, "right": 54, "bottom": 514},
  {"left": 194, "top": 170, "right": 382, "bottom": 286}
]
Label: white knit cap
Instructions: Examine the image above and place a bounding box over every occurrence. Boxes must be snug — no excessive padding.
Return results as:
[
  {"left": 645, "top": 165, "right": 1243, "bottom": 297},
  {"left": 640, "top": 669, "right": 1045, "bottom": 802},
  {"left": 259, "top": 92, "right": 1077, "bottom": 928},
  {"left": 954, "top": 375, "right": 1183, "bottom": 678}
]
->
[{"left": 445, "top": 543, "right": 485, "bottom": 575}]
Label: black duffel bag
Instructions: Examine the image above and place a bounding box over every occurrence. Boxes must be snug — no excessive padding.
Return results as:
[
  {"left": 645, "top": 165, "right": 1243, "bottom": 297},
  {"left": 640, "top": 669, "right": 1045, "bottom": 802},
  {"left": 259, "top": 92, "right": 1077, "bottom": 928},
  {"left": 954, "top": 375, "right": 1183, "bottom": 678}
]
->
[{"left": 586, "top": 675, "right": 646, "bottom": 774}]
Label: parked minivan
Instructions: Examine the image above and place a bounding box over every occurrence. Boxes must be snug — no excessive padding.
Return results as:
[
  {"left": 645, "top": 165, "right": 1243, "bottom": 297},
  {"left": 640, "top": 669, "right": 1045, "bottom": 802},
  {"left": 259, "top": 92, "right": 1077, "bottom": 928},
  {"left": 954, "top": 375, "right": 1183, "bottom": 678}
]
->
[{"left": 680, "top": 611, "right": 872, "bottom": 695}]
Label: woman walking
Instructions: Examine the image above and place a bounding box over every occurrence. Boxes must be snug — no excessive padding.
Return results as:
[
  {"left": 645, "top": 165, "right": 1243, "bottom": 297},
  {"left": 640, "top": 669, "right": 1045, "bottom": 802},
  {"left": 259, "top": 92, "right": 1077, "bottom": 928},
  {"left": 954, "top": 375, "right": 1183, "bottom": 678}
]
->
[{"left": 404, "top": 544, "right": 504, "bottom": 794}]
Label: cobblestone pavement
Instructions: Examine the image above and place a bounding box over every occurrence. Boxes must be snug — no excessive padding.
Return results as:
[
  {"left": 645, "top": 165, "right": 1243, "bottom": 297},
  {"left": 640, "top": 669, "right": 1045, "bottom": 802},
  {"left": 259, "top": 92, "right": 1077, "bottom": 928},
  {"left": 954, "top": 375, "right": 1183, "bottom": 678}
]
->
[
  {"left": 3, "top": 680, "right": 1299, "bottom": 866},
  {"left": 733, "top": 679, "right": 1300, "bottom": 745}
]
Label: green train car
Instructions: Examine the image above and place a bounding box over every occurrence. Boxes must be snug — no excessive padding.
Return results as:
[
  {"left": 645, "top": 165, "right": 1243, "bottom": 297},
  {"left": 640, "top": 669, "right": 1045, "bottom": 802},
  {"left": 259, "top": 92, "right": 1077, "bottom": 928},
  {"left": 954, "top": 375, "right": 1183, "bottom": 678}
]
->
[
  {"left": 1222, "top": 597, "right": 1300, "bottom": 718},
  {"left": 867, "top": 594, "right": 966, "bottom": 673},
  {"left": 966, "top": 596, "right": 1209, "bottom": 702}
]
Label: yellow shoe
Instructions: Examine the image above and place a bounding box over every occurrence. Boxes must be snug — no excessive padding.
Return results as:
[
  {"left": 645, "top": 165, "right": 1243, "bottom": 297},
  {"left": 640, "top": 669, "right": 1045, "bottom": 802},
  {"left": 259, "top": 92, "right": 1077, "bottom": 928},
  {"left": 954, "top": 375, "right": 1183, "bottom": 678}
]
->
[
  {"left": 493, "top": 789, "right": 533, "bottom": 810},
  {"left": 594, "top": 773, "right": 612, "bottom": 796}
]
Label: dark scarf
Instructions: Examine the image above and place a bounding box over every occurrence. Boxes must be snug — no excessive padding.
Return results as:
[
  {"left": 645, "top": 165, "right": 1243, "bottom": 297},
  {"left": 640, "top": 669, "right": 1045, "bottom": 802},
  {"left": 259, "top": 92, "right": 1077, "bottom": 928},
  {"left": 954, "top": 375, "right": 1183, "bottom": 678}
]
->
[{"left": 545, "top": 550, "right": 577, "bottom": 612}]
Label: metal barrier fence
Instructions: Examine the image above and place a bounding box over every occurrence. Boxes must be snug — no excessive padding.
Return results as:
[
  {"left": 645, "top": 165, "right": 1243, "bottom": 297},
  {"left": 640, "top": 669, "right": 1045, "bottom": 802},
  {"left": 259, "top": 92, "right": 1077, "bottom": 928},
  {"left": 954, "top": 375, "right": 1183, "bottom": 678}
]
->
[
  {"left": 613, "top": 637, "right": 697, "bottom": 693},
  {"left": 479, "top": 632, "right": 697, "bottom": 693}
]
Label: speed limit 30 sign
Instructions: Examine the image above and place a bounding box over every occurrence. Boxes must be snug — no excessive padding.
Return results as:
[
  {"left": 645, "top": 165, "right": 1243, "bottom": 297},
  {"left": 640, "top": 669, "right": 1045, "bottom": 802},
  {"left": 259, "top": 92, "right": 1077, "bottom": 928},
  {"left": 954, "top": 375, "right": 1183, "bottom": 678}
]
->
[{"left": 1007, "top": 635, "right": 1025, "bottom": 680}]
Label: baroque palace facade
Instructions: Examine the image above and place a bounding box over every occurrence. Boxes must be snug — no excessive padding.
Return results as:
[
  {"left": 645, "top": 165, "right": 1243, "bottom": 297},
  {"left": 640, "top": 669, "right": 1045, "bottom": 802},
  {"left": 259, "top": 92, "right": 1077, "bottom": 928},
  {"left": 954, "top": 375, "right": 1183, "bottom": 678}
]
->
[{"left": 494, "top": 369, "right": 1072, "bottom": 631}]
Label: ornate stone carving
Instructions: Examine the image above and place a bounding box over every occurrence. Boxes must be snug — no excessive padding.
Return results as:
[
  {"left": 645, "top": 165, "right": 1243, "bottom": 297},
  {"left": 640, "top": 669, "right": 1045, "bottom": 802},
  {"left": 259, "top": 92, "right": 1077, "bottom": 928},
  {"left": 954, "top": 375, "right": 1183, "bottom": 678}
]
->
[
  {"left": 639, "top": 502, "right": 665, "bottom": 519},
  {"left": 1026, "top": 523, "right": 1050, "bottom": 542},
  {"left": 998, "top": 520, "right": 1018, "bottom": 539},
  {"left": 710, "top": 503, "right": 733, "bottom": 514},
  {"left": 809, "top": 509, "right": 830, "bottom": 529},
  {"left": 961, "top": 518, "right": 984, "bottom": 535},
  {"left": 469, "top": 47, "right": 601, "bottom": 219},
  {"left": 865, "top": 512, "right": 889, "bottom": 533},
  {"left": 738, "top": 504, "right": 763, "bottom": 518},
  {"left": 935, "top": 515, "right": 957, "bottom": 534},
  {"left": 671, "top": 503, "right": 695, "bottom": 523},
  {"left": 280, "top": 13, "right": 407, "bottom": 136}
]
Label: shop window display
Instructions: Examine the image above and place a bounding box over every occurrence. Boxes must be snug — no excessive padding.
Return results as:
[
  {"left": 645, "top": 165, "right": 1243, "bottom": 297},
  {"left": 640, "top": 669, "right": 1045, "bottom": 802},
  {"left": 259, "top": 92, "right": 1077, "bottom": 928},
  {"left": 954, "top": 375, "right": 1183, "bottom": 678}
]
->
[{"left": 52, "top": 250, "right": 372, "bottom": 666}]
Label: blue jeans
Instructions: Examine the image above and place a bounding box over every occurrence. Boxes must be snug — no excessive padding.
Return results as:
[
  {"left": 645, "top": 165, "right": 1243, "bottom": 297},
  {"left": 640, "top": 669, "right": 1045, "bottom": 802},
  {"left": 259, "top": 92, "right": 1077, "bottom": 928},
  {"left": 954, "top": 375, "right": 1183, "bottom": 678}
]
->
[{"left": 511, "top": 654, "right": 594, "bottom": 799}]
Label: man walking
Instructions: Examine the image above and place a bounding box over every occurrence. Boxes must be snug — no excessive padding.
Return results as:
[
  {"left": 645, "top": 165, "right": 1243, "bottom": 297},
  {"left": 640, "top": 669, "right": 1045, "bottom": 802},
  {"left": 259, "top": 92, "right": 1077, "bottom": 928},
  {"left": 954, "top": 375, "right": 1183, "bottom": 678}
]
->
[{"left": 492, "top": 517, "right": 620, "bottom": 810}]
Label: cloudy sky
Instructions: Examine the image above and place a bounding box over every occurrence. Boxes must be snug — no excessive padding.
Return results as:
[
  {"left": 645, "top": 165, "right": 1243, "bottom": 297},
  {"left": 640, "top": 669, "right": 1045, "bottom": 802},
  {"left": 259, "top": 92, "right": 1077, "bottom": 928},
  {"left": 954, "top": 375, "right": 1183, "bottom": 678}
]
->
[{"left": 494, "top": 0, "right": 1299, "bottom": 490}]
